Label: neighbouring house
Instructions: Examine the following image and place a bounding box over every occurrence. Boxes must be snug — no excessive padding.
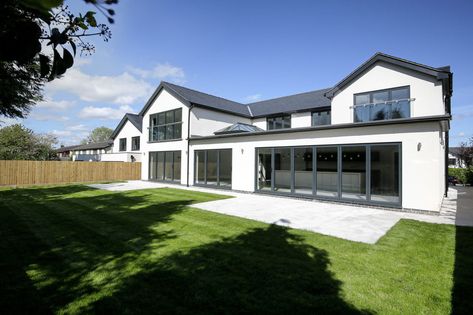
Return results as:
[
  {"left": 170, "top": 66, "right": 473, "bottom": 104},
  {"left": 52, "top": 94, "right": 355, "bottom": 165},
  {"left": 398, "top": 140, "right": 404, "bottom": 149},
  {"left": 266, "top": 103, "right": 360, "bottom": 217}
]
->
[
  {"left": 108, "top": 113, "right": 143, "bottom": 162},
  {"left": 56, "top": 141, "right": 113, "bottom": 161},
  {"left": 109, "top": 52, "right": 453, "bottom": 213},
  {"left": 448, "top": 147, "right": 470, "bottom": 168}
]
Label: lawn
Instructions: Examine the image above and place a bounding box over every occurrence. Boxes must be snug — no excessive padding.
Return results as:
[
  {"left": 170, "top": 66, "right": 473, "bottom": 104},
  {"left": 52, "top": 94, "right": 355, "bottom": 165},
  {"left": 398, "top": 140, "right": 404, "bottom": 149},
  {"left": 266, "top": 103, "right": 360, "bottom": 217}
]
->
[{"left": 0, "top": 185, "right": 471, "bottom": 314}]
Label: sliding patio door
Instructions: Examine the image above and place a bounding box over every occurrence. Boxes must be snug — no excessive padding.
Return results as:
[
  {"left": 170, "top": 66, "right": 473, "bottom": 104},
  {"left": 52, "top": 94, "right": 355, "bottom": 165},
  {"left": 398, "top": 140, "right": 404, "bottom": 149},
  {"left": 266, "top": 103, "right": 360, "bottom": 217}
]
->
[
  {"left": 194, "top": 149, "right": 232, "bottom": 188},
  {"left": 149, "top": 151, "right": 181, "bottom": 182}
]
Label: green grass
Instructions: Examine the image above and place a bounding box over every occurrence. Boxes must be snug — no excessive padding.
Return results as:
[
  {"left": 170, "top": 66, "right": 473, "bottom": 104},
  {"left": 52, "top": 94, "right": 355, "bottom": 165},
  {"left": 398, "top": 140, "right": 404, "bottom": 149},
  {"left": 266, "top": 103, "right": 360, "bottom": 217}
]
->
[{"left": 0, "top": 185, "right": 471, "bottom": 314}]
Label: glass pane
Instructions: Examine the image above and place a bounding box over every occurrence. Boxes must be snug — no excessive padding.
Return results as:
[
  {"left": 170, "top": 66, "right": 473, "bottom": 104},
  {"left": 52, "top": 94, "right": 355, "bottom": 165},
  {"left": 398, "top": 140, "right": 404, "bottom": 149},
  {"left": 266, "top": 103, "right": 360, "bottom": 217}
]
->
[
  {"left": 165, "top": 125, "right": 174, "bottom": 140},
  {"left": 313, "top": 111, "right": 331, "bottom": 126},
  {"left": 195, "top": 151, "right": 205, "bottom": 184},
  {"left": 158, "top": 113, "right": 165, "bottom": 125},
  {"left": 151, "top": 115, "right": 158, "bottom": 126},
  {"left": 174, "top": 108, "right": 182, "bottom": 122},
  {"left": 372, "top": 91, "right": 389, "bottom": 103},
  {"left": 370, "top": 145, "right": 400, "bottom": 203},
  {"left": 274, "top": 148, "right": 291, "bottom": 193},
  {"left": 283, "top": 116, "right": 291, "bottom": 128},
  {"left": 158, "top": 126, "right": 165, "bottom": 141},
  {"left": 294, "top": 147, "right": 313, "bottom": 195},
  {"left": 316, "top": 147, "right": 338, "bottom": 197},
  {"left": 157, "top": 152, "right": 164, "bottom": 180},
  {"left": 370, "top": 103, "right": 391, "bottom": 121},
  {"left": 267, "top": 118, "right": 274, "bottom": 130},
  {"left": 391, "top": 100, "right": 410, "bottom": 119},
  {"left": 149, "top": 152, "right": 157, "bottom": 180},
  {"left": 174, "top": 124, "right": 182, "bottom": 139},
  {"left": 391, "top": 87, "right": 409, "bottom": 100},
  {"left": 165, "top": 111, "right": 174, "bottom": 124},
  {"left": 257, "top": 148, "right": 272, "bottom": 190},
  {"left": 342, "top": 146, "right": 366, "bottom": 200},
  {"left": 219, "top": 150, "right": 232, "bottom": 187},
  {"left": 165, "top": 151, "right": 173, "bottom": 180},
  {"left": 173, "top": 151, "right": 181, "bottom": 182},
  {"left": 355, "top": 94, "right": 370, "bottom": 105},
  {"left": 354, "top": 106, "right": 369, "bottom": 122},
  {"left": 274, "top": 117, "right": 283, "bottom": 129},
  {"left": 206, "top": 150, "right": 218, "bottom": 185}
]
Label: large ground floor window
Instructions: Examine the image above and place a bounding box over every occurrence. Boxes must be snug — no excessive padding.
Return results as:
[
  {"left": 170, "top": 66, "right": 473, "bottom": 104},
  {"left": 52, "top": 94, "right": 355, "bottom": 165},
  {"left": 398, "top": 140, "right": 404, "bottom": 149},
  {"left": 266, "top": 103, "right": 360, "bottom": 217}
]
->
[
  {"left": 256, "top": 143, "right": 400, "bottom": 206},
  {"left": 195, "top": 149, "right": 232, "bottom": 188},
  {"left": 149, "top": 151, "right": 181, "bottom": 182}
]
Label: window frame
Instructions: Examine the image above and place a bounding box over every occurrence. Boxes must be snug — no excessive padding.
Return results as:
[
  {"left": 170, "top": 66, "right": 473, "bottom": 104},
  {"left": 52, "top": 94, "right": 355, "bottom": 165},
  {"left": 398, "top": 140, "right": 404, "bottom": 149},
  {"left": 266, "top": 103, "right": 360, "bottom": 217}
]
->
[
  {"left": 149, "top": 108, "right": 183, "bottom": 142},
  {"left": 353, "top": 86, "right": 411, "bottom": 123},
  {"left": 266, "top": 114, "right": 291, "bottom": 130},
  {"left": 131, "top": 136, "right": 140, "bottom": 151},
  {"left": 119, "top": 138, "right": 127, "bottom": 152},
  {"left": 311, "top": 108, "right": 331, "bottom": 126}
]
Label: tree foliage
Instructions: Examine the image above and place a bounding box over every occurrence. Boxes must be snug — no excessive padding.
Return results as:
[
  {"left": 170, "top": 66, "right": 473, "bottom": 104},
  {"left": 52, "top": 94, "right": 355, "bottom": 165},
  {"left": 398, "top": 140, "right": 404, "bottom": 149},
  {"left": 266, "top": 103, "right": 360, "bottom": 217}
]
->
[
  {"left": 81, "top": 126, "right": 113, "bottom": 144},
  {"left": 0, "top": 0, "right": 117, "bottom": 118},
  {"left": 0, "top": 124, "right": 58, "bottom": 160}
]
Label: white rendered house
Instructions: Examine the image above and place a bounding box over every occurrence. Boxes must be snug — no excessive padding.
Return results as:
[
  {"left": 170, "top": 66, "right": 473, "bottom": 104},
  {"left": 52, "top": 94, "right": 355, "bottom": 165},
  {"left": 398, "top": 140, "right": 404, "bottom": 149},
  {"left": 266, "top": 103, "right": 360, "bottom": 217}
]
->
[
  {"left": 111, "top": 53, "right": 453, "bottom": 213},
  {"left": 108, "top": 114, "right": 143, "bottom": 162}
]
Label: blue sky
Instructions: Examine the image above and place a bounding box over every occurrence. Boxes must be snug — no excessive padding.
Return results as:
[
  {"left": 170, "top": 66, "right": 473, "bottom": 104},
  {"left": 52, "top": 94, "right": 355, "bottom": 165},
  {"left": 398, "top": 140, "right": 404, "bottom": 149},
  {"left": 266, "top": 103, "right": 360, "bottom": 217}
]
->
[{"left": 3, "top": 0, "right": 473, "bottom": 145}]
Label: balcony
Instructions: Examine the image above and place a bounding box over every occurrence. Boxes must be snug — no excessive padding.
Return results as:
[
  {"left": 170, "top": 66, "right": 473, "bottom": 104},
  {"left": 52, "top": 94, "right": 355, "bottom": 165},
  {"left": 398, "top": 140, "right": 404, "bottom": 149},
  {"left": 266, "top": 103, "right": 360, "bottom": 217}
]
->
[{"left": 353, "top": 98, "right": 414, "bottom": 123}]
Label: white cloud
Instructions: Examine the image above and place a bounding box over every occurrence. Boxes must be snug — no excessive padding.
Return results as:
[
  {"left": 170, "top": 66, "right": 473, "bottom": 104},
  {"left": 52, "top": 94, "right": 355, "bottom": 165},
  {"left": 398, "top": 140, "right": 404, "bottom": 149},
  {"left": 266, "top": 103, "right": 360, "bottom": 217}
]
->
[
  {"left": 244, "top": 94, "right": 262, "bottom": 102},
  {"left": 459, "top": 132, "right": 465, "bottom": 137},
  {"left": 453, "top": 104, "right": 473, "bottom": 120},
  {"left": 67, "top": 124, "right": 89, "bottom": 131},
  {"left": 29, "top": 113, "right": 70, "bottom": 121},
  {"left": 46, "top": 68, "right": 153, "bottom": 105},
  {"left": 129, "top": 63, "right": 186, "bottom": 83},
  {"left": 79, "top": 105, "right": 134, "bottom": 120},
  {"left": 51, "top": 130, "right": 72, "bottom": 137},
  {"left": 36, "top": 98, "right": 74, "bottom": 111},
  {"left": 0, "top": 117, "right": 24, "bottom": 126}
]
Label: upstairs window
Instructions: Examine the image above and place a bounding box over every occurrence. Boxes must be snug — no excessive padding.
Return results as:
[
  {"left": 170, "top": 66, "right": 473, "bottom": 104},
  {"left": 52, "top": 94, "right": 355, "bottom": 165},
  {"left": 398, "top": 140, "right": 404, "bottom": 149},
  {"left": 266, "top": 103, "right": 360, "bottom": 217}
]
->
[
  {"left": 354, "top": 86, "right": 410, "bottom": 122},
  {"left": 119, "top": 138, "right": 127, "bottom": 151},
  {"left": 312, "top": 109, "right": 331, "bottom": 126},
  {"left": 267, "top": 115, "right": 291, "bottom": 130},
  {"left": 149, "top": 108, "right": 182, "bottom": 141},
  {"left": 131, "top": 136, "right": 140, "bottom": 151}
]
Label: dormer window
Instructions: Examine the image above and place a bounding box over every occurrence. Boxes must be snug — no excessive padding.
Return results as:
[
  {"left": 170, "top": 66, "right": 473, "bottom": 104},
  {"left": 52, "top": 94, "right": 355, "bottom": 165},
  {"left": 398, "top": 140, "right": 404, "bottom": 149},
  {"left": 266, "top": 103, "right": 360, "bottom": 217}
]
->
[
  {"left": 267, "top": 115, "right": 291, "bottom": 130},
  {"left": 354, "top": 86, "right": 411, "bottom": 122},
  {"left": 312, "top": 109, "right": 331, "bottom": 126}
]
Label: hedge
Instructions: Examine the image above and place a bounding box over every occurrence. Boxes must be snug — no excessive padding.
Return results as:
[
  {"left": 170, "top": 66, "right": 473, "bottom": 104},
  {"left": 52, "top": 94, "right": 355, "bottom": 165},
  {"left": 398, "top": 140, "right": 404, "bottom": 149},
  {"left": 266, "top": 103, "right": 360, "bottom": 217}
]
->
[{"left": 449, "top": 167, "right": 473, "bottom": 185}]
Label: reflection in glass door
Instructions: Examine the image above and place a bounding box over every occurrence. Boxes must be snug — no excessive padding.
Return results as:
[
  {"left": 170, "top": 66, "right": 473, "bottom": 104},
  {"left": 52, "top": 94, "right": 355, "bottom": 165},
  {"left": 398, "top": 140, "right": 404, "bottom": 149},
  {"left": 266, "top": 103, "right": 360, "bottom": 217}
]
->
[
  {"left": 294, "top": 147, "right": 313, "bottom": 195},
  {"left": 149, "top": 151, "right": 181, "bottom": 182},
  {"left": 194, "top": 149, "right": 232, "bottom": 188},
  {"left": 370, "top": 145, "right": 400, "bottom": 203},
  {"left": 316, "top": 147, "right": 338, "bottom": 198},
  {"left": 341, "top": 146, "right": 367, "bottom": 200},
  {"left": 257, "top": 148, "right": 272, "bottom": 191},
  {"left": 274, "top": 148, "right": 291, "bottom": 193}
]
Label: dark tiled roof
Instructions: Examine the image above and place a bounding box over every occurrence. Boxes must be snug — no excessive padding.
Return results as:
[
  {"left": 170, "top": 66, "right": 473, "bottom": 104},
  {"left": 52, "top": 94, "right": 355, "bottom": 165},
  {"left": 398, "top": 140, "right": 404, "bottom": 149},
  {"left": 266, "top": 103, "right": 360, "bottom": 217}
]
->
[
  {"left": 162, "top": 82, "right": 251, "bottom": 117},
  {"left": 247, "top": 88, "right": 331, "bottom": 117},
  {"left": 126, "top": 113, "right": 142, "bottom": 132},
  {"left": 214, "top": 122, "right": 264, "bottom": 135},
  {"left": 111, "top": 113, "right": 142, "bottom": 139},
  {"left": 56, "top": 144, "right": 81, "bottom": 153},
  {"left": 73, "top": 141, "right": 113, "bottom": 151}
]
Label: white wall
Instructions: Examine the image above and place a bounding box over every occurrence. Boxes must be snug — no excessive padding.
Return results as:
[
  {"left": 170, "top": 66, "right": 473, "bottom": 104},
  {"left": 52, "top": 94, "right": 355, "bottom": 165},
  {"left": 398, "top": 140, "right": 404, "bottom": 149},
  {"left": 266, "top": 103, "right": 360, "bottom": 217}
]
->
[
  {"left": 291, "top": 112, "right": 312, "bottom": 128},
  {"left": 252, "top": 117, "right": 267, "bottom": 130},
  {"left": 112, "top": 120, "right": 142, "bottom": 153},
  {"left": 331, "top": 62, "right": 445, "bottom": 124},
  {"left": 189, "top": 121, "right": 445, "bottom": 212},
  {"left": 190, "top": 107, "right": 251, "bottom": 137}
]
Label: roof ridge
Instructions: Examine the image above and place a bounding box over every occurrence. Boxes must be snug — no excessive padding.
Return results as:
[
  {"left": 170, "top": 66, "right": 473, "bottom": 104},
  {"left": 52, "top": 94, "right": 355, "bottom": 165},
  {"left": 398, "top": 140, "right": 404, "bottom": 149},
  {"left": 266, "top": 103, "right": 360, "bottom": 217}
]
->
[
  {"left": 162, "top": 81, "right": 245, "bottom": 106},
  {"left": 247, "top": 87, "right": 332, "bottom": 105},
  {"left": 375, "top": 52, "right": 449, "bottom": 72}
]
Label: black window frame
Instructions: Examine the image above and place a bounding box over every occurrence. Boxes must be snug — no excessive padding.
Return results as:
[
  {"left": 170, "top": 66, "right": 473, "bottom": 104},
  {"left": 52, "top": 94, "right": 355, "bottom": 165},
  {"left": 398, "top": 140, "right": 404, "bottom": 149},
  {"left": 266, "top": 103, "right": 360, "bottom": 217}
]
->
[
  {"left": 353, "top": 86, "right": 411, "bottom": 123},
  {"left": 131, "top": 136, "right": 140, "bottom": 151},
  {"left": 194, "top": 149, "right": 232, "bottom": 189},
  {"left": 149, "top": 108, "right": 183, "bottom": 142},
  {"left": 119, "top": 138, "right": 127, "bottom": 151},
  {"left": 148, "top": 150, "right": 181, "bottom": 182},
  {"left": 266, "top": 114, "right": 291, "bottom": 130},
  {"left": 311, "top": 108, "right": 331, "bottom": 126},
  {"left": 255, "top": 142, "right": 402, "bottom": 208}
]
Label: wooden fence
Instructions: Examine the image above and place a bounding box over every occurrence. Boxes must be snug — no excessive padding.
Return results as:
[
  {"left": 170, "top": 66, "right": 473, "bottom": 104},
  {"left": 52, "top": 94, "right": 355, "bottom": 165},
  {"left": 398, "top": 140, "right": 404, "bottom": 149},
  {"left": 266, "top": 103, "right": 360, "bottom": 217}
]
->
[{"left": 0, "top": 160, "right": 141, "bottom": 186}]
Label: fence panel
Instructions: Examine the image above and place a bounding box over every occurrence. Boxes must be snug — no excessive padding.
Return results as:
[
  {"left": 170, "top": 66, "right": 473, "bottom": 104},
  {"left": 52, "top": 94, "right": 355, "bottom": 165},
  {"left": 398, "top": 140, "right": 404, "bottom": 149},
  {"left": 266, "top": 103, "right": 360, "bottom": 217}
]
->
[{"left": 0, "top": 161, "right": 141, "bottom": 186}]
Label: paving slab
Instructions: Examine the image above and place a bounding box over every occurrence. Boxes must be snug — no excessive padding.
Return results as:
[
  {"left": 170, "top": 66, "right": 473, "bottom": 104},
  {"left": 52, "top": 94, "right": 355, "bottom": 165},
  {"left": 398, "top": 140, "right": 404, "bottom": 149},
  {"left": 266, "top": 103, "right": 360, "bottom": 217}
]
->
[{"left": 88, "top": 181, "right": 460, "bottom": 244}]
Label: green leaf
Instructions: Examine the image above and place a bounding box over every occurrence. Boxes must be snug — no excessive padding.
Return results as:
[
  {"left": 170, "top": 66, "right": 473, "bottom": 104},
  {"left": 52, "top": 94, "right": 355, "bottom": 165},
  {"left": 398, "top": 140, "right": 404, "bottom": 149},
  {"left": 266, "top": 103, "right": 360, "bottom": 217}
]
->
[
  {"left": 63, "top": 48, "right": 73, "bottom": 69},
  {"left": 85, "top": 11, "right": 97, "bottom": 27}
]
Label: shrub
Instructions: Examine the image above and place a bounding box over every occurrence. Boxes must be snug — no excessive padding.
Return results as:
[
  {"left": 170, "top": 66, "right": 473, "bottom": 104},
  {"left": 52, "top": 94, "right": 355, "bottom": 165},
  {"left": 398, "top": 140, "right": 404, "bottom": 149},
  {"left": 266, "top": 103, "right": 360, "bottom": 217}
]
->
[{"left": 449, "top": 167, "right": 473, "bottom": 185}]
